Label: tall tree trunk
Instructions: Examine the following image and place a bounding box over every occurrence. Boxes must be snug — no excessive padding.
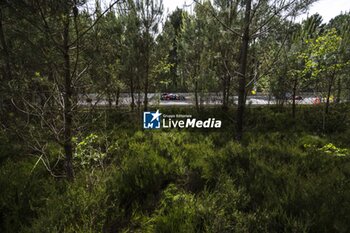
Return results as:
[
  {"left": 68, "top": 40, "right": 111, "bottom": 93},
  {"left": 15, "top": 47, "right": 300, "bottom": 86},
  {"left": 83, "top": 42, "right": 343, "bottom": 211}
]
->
[
  {"left": 222, "top": 77, "right": 227, "bottom": 109},
  {"left": 222, "top": 75, "right": 230, "bottom": 110},
  {"left": 226, "top": 75, "right": 231, "bottom": 107},
  {"left": 336, "top": 76, "right": 341, "bottom": 103},
  {"left": 144, "top": 34, "right": 149, "bottom": 111},
  {"left": 136, "top": 69, "right": 141, "bottom": 112},
  {"left": 235, "top": 0, "right": 251, "bottom": 141},
  {"left": 292, "top": 78, "right": 297, "bottom": 119},
  {"left": 325, "top": 75, "right": 334, "bottom": 115},
  {"left": 171, "top": 38, "right": 178, "bottom": 90},
  {"left": 137, "top": 85, "right": 141, "bottom": 112},
  {"left": 108, "top": 93, "right": 112, "bottom": 109},
  {"left": 63, "top": 16, "right": 74, "bottom": 180},
  {"left": 323, "top": 73, "right": 335, "bottom": 131},
  {"left": 144, "top": 68, "right": 148, "bottom": 111},
  {"left": 0, "top": 7, "right": 12, "bottom": 112},
  {"left": 0, "top": 8, "right": 11, "bottom": 80},
  {"left": 130, "top": 70, "right": 135, "bottom": 111},
  {"left": 115, "top": 87, "right": 120, "bottom": 108},
  {"left": 195, "top": 80, "right": 199, "bottom": 112}
]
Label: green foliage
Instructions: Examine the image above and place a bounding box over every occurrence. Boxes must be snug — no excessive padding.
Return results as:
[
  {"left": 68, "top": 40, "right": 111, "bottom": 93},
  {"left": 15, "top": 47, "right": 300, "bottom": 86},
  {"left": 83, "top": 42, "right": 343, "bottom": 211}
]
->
[
  {"left": 74, "top": 133, "right": 106, "bottom": 169},
  {"left": 145, "top": 184, "right": 197, "bottom": 233},
  {"left": 0, "top": 130, "right": 22, "bottom": 162},
  {"left": 24, "top": 170, "right": 109, "bottom": 233},
  {"left": 2, "top": 106, "right": 350, "bottom": 232},
  {"left": 303, "top": 138, "right": 349, "bottom": 157},
  {"left": 2, "top": 0, "right": 350, "bottom": 231},
  {"left": 302, "top": 28, "right": 345, "bottom": 78},
  {"left": 318, "top": 143, "right": 349, "bottom": 156},
  {"left": 0, "top": 158, "right": 55, "bottom": 233}
]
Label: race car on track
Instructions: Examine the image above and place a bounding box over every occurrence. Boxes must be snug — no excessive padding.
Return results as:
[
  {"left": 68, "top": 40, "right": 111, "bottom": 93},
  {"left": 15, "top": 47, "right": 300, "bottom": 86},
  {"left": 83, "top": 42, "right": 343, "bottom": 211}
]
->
[{"left": 160, "top": 93, "right": 186, "bottom": 100}]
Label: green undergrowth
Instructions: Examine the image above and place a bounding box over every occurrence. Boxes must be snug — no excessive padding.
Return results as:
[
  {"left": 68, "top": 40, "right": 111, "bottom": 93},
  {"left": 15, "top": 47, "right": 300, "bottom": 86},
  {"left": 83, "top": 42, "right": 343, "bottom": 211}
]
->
[
  {"left": 1, "top": 105, "right": 349, "bottom": 232},
  {"left": 1, "top": 128, "right": 349, "bottom": 233}
]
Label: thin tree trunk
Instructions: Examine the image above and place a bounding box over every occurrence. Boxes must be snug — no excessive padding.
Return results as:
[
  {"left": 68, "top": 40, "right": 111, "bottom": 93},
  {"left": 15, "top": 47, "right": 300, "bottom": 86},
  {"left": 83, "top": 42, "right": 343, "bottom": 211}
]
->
[
  {"left": 222, "top": 77, "right": 227, "bottom": 109},
  {"left": 130, "top": 71, "right": 135, "bottom": 111},
  {"left": 222, "top": 75, "right": 230, "bottom": 110},
  {"left": 0, "top": 8, "right": 11, "bottom": 80},
  {"left": 137, "top": 69, "right": 141, "bottom": 112},
  {"left": 195, "top": 80, "right": 199, "bottom": 112},
  {"left": 63, "top": 16, "right": 74, "bottom": 180},
  {"left": 0, "top": 7, "right": 13, "bottom": 112},
  {"left": 336, "top": 76, "right": 341, "bottom": 103},
  {"left": 144, "top": 34, "right": 149, "bottom": 111},
  {"left": 292, "top": 78, "right": 297, "bottom": 119},
  {"left": 236, "top": 0, "right": 251, "bottom": 141},
  {"left": 325, "top": 76, "right": 334, "bottom": 115},
  {"left": 171, "top": 37, "right": 178, "bottom": 90},
  {"left": 226, "top": 76, "right": 231, "bottom": 107},
  {"left": 108, "top": 93, "right": 112, "bottom": 109},
  {"left": 137, "top": 87, "right": 141, "bottom": 112},
  {"left": 144, "top": 74, "right": 148, "bottom": 111},
  {"left": 115, "top": 87, "right": 120, "bottom": 108},
  {"left": 144, "top": 64, "right": 148, "bottom": 111},
  {"left": 323, "top": 73, "right": 335, "bottom": 131}
]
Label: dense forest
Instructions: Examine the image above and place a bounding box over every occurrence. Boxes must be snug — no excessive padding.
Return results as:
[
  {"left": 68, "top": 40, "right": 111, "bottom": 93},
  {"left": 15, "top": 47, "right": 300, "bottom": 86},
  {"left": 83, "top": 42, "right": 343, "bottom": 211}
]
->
[{"left": 0, "top": 0, "right": 350, "bottom": 232}]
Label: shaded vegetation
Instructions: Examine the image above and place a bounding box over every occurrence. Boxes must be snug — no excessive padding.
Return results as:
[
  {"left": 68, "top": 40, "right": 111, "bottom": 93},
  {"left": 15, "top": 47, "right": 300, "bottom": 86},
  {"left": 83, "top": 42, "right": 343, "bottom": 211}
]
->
[
  {"left": 1, "top": 0, "right": 350, "bottom": 232},
  {"left": 1, "top": 106, "right": 349, "bottom": 232}
]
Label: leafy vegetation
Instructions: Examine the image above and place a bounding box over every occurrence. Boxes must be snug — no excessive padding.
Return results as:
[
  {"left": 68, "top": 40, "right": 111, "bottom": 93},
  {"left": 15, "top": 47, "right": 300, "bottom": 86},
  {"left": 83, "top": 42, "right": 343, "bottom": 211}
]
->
[
  {"left": 1, "top": 107, "right": 350, "bottom": 232},
  {"left": 1, "top": 0, "right": 350, "bottom": 232}
]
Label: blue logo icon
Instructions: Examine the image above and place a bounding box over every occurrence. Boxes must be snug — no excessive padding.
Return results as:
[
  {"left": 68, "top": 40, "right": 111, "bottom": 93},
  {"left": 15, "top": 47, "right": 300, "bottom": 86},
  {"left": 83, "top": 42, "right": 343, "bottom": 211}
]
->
[{"left": 143, "top": 110, "right": 162, "bottom": 129}]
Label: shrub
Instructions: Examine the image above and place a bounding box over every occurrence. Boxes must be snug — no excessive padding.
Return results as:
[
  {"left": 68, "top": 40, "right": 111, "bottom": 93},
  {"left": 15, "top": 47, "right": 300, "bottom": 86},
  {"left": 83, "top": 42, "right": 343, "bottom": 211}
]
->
[
  {"left": 74, "top": 133, "right": 107, "bottom": 169},
  {"left": 23, "top": 170, "right": 109, "bottom": 233},
  {"left": 144, "top": 184, "right": 197, "bottom": 233},
  {"left": 0, "top": 158, "right": 55, "bottom": 233}
]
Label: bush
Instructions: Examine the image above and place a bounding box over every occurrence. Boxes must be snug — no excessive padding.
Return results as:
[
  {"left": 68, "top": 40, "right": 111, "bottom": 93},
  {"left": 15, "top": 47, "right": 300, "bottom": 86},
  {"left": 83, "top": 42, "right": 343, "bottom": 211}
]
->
[
  {"left": 1, "top": 106, "right": 350, "bottom": 232},
  {"left": 23, "top": 170, "right": 109, "bottom": 233},
  {"left": 144, "top": 184, "right": 198, "bottom": 233},
  {"left": 0, "top": 158, "right": 55, "bottom": 233}
]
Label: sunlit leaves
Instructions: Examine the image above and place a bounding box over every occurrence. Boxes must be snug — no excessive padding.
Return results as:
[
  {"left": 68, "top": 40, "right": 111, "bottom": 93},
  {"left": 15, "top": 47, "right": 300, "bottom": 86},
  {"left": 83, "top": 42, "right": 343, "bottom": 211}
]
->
[{"left": 301, "top": 28, "right": 344, "bottom": 78}]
